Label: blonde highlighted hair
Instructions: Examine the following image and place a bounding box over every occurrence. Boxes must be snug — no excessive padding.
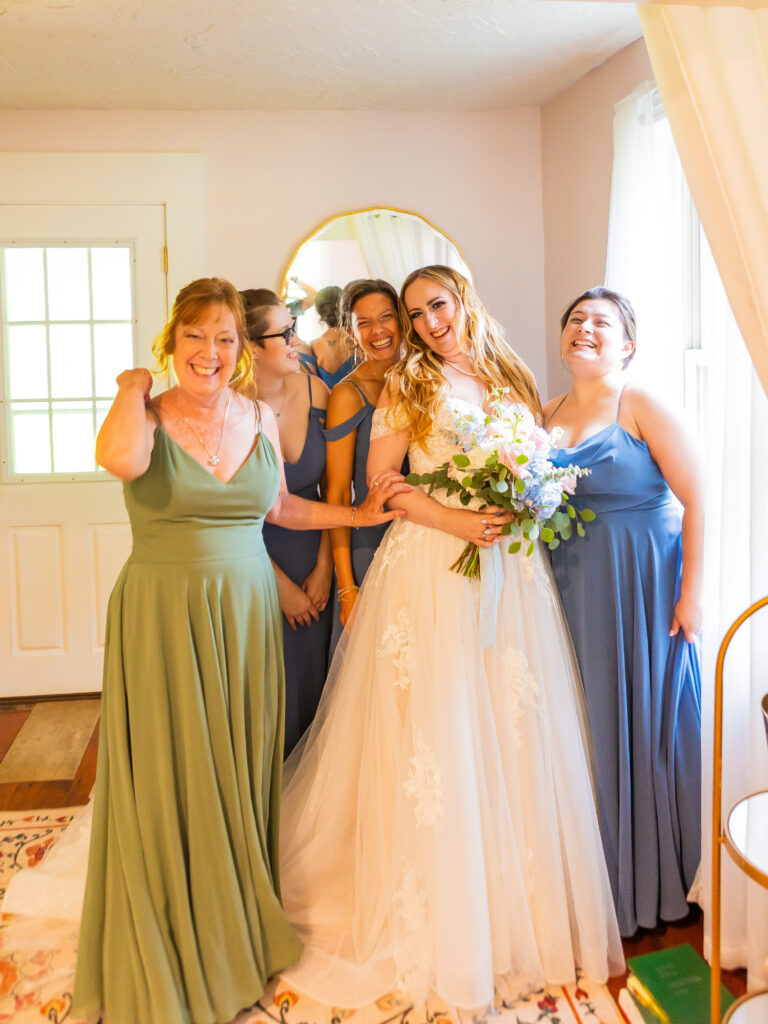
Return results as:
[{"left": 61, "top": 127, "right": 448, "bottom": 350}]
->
[
  {"left": 151, "top": 277, "right": 253, "bottom": 390},
  {"left": 391, "top": 266, "right": 542, "bottom": 445}
]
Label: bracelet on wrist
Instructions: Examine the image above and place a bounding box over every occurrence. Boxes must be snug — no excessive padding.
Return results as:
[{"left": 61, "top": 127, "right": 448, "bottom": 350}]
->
[
  {"left": 338, "top": 585, "right": 359, "bottom": 598},
  {"left": 350, "top": 505, "right": 359, "bottom": 529}
]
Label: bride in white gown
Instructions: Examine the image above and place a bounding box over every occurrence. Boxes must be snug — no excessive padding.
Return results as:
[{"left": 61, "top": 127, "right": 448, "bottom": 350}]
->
[
  {"left": 2, "top": 266, "right": 623, "bottom": 1015},
  {"left": 278, "top": 266, "right": 623, "bottom": 1010}
]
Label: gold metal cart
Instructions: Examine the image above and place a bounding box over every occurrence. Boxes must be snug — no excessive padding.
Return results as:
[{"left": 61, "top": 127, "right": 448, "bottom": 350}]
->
[{"left": 711, "top": 595, "right": 768, "bottom": 1023}]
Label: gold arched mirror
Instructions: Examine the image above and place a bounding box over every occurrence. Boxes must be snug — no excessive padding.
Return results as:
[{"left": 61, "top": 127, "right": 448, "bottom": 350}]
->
[{"left": 281, "top": 207, "right": 471, "bottom": 341}]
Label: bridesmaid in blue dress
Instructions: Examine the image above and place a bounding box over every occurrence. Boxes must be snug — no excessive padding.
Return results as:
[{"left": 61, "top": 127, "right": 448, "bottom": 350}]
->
[
  {"left": 324, "top": 279, "right": 403, "bottom": 626},
  {"left": 298, "top": 285, "right": 357, "bottom": 389},
  {"left": 545, "top": 286, "right": 703, "bottom": 937},
  {"left": 246, "top": 295, "right": 334, "bottom": 756}
]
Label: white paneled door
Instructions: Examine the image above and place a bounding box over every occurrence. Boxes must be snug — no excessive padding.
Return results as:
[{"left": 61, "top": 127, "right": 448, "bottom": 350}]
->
[{"left": 0, "top": 204, "right": 167, "bottom": 697}]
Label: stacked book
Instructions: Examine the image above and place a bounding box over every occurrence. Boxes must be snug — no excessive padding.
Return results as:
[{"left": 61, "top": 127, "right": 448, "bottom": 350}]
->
[{"left": 618, "top": 944, "right": 735, "bottom": 1023}]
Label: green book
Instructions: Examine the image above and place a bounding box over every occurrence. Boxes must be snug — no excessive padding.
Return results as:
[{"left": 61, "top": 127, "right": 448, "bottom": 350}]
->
[{"left": 626, "top": 943, "right": 735, "bottom": 1024}]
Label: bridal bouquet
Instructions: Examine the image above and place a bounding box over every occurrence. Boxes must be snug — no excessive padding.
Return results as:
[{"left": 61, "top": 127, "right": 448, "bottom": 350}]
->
[{"left": 406, "top": 390, "right": 594, "bottom": 579}]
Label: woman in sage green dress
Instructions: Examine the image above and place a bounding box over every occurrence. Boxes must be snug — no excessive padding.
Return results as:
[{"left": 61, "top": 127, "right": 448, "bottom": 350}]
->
[{"left": 71, "top": 277, "right": 409, "bottom": 1024}]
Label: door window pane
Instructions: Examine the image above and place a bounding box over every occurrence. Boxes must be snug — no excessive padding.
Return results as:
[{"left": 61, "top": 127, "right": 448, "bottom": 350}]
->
[
  {"left": 3, "top": 248, "right": 46, "bottom": 322},
  {"left": 7, "top": 325, "right": 48, "bottom": 400},
  {"left": 52, "top": 402, "right": 96, "bottom": 472},
  {"left": 94, "top": 323, "right": 133, "bottom": 397},
  {"left": 92, "top": 248, "right": 132, "bottom": 320},
  {"left": 1, "top": 243, "right": 135, "bottom": 477},
  {"left": 50, "top": 324, "right": 92, "bottom": 399},
  {"left": 11, "top": 402, "right": 52, "bottom": 474}
]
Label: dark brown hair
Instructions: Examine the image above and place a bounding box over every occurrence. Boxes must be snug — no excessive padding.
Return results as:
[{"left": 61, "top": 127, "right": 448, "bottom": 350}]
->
[
  {"left": 339, "top": 278, "right": 399, "bottom": 347},
  {"left": 240, "top": 288, "right": 282, "bottom": 348},
  {"left": 560, "top": 286, "right": 637, "bottom": 368}
]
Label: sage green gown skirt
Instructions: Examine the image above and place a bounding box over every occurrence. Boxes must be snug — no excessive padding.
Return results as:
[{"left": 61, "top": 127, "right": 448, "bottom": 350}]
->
[{"left": 73, "top": 426, "right": 303, "bottom": 1024}]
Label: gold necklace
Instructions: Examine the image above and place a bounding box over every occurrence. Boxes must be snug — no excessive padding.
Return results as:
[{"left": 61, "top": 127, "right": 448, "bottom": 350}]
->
[
  {"left": 443, "top": 359, "right": 478, "bottom": 378},
  {"left": 180, "top": 391, "right": 233, "bottom": 467}
]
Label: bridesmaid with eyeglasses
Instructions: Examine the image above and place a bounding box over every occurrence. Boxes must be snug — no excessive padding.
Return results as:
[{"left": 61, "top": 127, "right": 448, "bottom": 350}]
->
[{"left": 242, "top": 288, "right": 334, "bottom": 756}]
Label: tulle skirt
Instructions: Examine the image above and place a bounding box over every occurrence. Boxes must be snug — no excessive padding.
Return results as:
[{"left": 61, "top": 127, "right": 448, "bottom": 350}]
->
[{"left": 279, "top": 516, "right": 624, "bottom": 1010}]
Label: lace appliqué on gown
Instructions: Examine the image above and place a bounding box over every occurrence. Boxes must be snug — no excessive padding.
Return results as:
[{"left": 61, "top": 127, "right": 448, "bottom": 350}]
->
[
  {"left": 380, "top": 520, "right": 428, "bottom": 572},
  {"left": 377, "top": 607, "right": 415, "bottom": 691},
  {"left": 393, "top": 859, "right": 431, "bottom": 1001},
  {"left": 504, "top": 647, "right": 542, "bottom": 749},
  {"left": 518, "top": 547, "right": 558, "bottom": 608},
  {"left": 402, "top": 729, "right": 443, "bottom": 827}
]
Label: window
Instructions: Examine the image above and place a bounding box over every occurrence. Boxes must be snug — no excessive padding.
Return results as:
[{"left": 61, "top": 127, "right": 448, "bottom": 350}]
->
[{"left": 1, "top": 242, "right": 136, "bottom": 478}]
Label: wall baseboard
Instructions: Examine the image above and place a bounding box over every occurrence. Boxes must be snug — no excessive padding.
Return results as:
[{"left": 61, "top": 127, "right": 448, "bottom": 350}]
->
[{"left": 0, "top": 692, "right": 101, "bottom": 710}]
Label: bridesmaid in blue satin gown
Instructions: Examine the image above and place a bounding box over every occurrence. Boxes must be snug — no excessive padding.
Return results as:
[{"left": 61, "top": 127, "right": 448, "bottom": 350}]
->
[
  {"left": 324, "top": 279, "right": 403, "bottom": 627},
  {"left": 545, "top": 287, "right": 703, "bottom": 937},
  {"left": 245, "top": 294, "right": 334, "bottom": 756}
]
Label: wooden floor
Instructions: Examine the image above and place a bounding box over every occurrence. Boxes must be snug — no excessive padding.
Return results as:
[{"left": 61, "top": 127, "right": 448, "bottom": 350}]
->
[{"left": 0, "top": 704, "right": 747, "bottom": 1010}]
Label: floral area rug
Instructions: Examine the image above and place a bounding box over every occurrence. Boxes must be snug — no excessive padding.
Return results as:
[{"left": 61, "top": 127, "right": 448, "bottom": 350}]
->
[{"left": 0, "top": 809, "right": 624, "bottom": 1024}]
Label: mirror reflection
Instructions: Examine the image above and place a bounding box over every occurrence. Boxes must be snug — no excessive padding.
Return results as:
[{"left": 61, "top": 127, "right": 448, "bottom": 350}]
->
[{"left": 281, "top": 208, "right": 471, "bottom": 342}]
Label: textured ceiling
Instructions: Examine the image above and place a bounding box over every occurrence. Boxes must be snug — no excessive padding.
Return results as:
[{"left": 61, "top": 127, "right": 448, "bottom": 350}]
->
[{"left": 0, "top": 0, "right": 642, "bottom": 110}]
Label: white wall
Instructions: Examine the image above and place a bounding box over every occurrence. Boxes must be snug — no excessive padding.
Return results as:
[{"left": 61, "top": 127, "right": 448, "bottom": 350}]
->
[
  {"left": 0, "top": 109, "right": 547, "bottom": 383},
  {"left": 541, "top": 39, "right": 654, "bottom": 398}
]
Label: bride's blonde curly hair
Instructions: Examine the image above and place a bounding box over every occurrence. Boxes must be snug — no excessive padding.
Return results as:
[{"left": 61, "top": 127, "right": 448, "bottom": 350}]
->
[{"left": 389, "top": 266, "right": 542, "bottom": 446}]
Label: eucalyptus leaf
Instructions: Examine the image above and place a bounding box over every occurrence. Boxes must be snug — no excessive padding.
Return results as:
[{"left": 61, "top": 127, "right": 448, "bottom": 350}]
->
[
  {"left": 460, "top": 492, "right": 471, "bottom": 506},
  {"left": 516, "top": 454, "right": 529, "bottom": 465},
  {"left": 514, "top": 478, "right": 526, "bottom": 494},
  {"left": 577, "top": 522, "right": 586, "bottom": 538},
  {"left": 508, "top": 541, "right": 522, "bottom": 554},
  {"left": 567, "top": 504, "right": 577, "bottom": 519},
  {"left": 405, "top": 473, "right": 421, "bottom": 485},
  {"left": 541, "top": 527, "right": 554, "bottom": 543},
  {"left": 548, "top": 538, "right": 560, "bottom": 550},
  {"left": 580, "top": 508, "right": 596, "bottom": 522},
  {"left": 453, "top": 453, "right": 470, "bottom": 467},
  {"left": 526, "top": 542, "right": 534, "bottom": 557}
]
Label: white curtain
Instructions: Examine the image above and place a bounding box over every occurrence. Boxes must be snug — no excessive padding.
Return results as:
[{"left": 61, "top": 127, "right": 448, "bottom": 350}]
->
[
  {"left": 351, "top": 211, "right": 471, "bottom": 292},
  {"left": 606, "top": 81, "right": 768, "bottom": 988},
  {"left": 605, "top": 83, "right": 689, "bottom": 409}
]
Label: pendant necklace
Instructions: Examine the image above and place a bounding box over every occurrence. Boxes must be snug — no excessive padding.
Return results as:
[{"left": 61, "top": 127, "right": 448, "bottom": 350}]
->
[
  {"left": 272, "top": 385, "right": 287, "bottom": 418},
  {"left": 444, "top": 360, "right": 478, "bottom": 378},
  {"left": 181, "top": 391, "right": 233, "bottom": 467}
]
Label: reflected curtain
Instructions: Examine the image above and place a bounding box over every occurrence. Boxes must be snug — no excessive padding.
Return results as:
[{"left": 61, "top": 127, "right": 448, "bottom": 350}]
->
[
  {"left": 351, "top": 212, "right": 469, "bottom": 291},
  {"left": 639, "top": 3, "right": 768, "bottom": 397}
]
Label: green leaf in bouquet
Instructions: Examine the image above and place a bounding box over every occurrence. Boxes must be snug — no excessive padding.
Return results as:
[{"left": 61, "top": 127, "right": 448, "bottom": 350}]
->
[
  {"left": 460, "top": 491, "right": 472, "bottom": 506},
  {"left": 419, "top": 473, "right": 434, "bottom": 485},
  {"left": 486, "top": 455, "right": 497, "bottom": 467},
  {"left": 580, "top": 508, "right": 596, "bottom": 522},
  {"left": 567, "top": 503, "right": 577, "bottom": 518},
  {"left": 527, "top": 522, "right": 540, "bottom": 540},
  {"left": 514, "top": 478, "right": 526, "bottom": 494},
  {"left": 508, "top": 541, "right": 522, "bottom": 554},
  {"left": 547, "top": 538, "right": 560, "bottom": 550},
  {"left": 405, "top": 473, "right": 421, "bottom": 485},
  {"left": 550, "top": 510, "right": 570, "bottom": 532},
  {"left": 516, "top": 454, "right": 529, "bottom": 465},
  {"left": 453, "top": 453, "right": 470, "bottom": 467},
  {"left": 510, "top": 522, "right": 521, "bottom": 536},
  {"left": 561, "top": 523, "right": 572, "bottom": 541},
  {"left": 501, "top": 523, "right": 512, "bottom": 535},
  {"left": 490, "top": 478, "right": 508, "bottom": 493},
  {"left": 541, "top": 527, "right": 554, "bottom": 543},
  {"left": 577, "top": 521, "right": 586, "bottom": 538},
  {"left": 526, "top": 542, "right": 534, "bottom": 557},
  {"left": 462, "top": 476, "right": 473, "bottom": 488},
  {"left": 499, "top": 465, "right": 508, "bottom": 481}
]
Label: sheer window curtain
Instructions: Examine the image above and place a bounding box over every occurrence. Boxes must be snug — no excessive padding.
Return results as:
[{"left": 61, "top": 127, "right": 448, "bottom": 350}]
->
[{"left": 605, "top": 79, "right": 768, "bottom": 989}]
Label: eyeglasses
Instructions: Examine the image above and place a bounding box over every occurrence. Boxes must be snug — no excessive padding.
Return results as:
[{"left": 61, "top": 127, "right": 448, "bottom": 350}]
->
[{"left": 258, "top": 317, "right": 298, "bottom": 345}]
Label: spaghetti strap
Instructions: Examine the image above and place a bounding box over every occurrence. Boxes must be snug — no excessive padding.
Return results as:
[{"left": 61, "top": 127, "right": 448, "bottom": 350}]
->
[
  {"left": 543, "top": 393, "right": 568, "bottom": 430},
  {"left": 349, "top": 381, "right": 372, "bottom": 408},
  {"left": 616, "top": 386, "right": 626, "bottom": 422}
]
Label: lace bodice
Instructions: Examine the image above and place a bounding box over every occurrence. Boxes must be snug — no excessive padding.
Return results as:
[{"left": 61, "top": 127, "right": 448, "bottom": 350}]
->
[{"left": 371, "top": 396, "right": 526, "bottom": 510}]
